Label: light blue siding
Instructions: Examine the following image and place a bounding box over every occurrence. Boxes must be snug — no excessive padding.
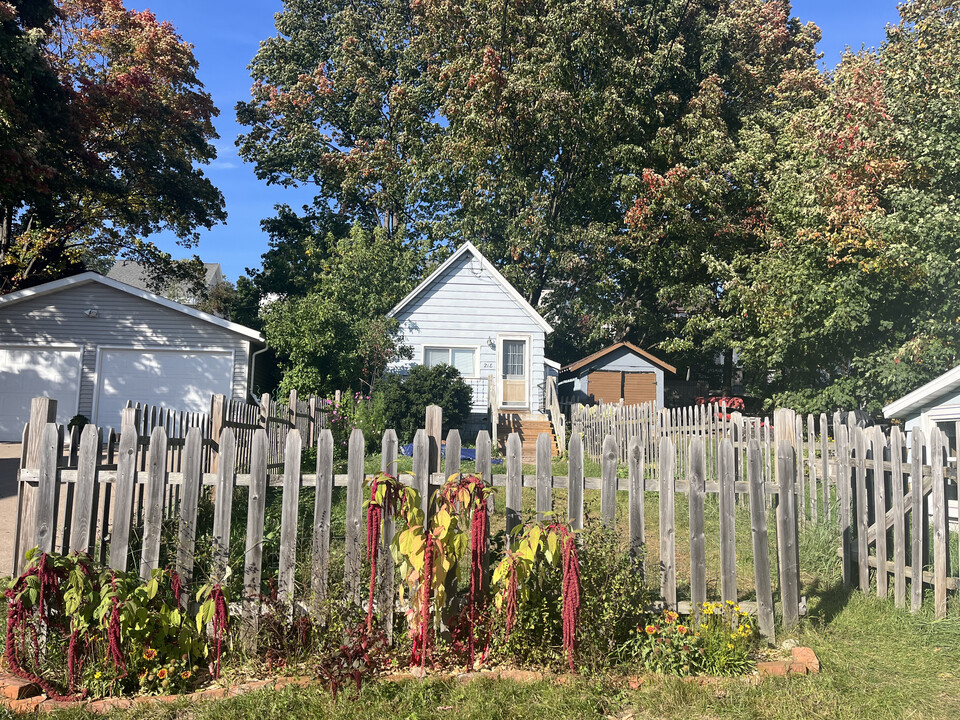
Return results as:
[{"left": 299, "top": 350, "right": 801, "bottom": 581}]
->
[{"left": 391, "top": 251, "right": 547, "bottom": 413}]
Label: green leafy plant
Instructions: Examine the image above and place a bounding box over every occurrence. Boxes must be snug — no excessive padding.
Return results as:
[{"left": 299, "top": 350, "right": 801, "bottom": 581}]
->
[
  {"left": 4, "top": 550, "right": 226, "bottom": 698},
  {"left": 373, "top": 364, "right": 472, "bottom": 444}
]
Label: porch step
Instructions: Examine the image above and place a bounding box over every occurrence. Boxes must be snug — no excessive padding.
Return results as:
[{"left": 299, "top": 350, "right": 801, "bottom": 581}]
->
[{"left": 497, "top": 413, "right": 559, "bottom": 462}]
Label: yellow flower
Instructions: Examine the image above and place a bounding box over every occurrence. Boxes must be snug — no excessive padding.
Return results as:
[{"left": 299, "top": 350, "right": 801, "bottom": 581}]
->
[
  {"left": 143, "top": 648, "right": 157, "bottom": 661},
  {"left": 94, "top": 671, "right": 102, "bottom": 679},
  {"left": 664, "top": 610, "right": 679, "bottom": 624},
  {"left": 181, "top": 670, "right": 191, "bottom": 680},
  {"left": 157, "top": 668, "right": 168, "bottom": 680},
  {"left": 727, "top": 643, "right": 734, "bottom": 649}
]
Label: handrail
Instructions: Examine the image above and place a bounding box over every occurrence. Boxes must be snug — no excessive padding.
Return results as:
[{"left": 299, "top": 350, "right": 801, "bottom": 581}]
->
[{"left": 545, "top": 375, "right": 566, "bottom": 455}]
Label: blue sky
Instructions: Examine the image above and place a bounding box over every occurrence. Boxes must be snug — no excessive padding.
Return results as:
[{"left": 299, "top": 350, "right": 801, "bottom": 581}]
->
[{"left": 141, "top": 1, "right": 904, "bottom": 282}]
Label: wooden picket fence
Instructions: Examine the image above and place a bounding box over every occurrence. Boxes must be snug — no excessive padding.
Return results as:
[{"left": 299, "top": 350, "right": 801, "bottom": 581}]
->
[{"left": 12, "top": 394, "right": 960, "bottom": 657}]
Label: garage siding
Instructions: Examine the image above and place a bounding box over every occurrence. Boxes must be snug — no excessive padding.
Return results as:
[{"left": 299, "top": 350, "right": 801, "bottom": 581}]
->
[{"left": 0, "top": 283, "right": 251, "bottom": 421}]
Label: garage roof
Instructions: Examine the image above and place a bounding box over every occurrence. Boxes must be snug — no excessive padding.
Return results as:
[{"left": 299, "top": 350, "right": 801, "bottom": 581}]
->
[
  {"left": 0, "top": 272, "right": 264, "bottom": 343},
  {"left": 882, "top": 363, "right": 960, "bottom": 419},
  {"left": 562, "top": 342, "right": 676, "bottom": 375}
]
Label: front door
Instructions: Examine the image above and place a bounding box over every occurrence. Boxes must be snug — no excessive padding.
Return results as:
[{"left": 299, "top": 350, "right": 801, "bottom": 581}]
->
[{"left": 500, "top": 338, "right": 528, "bottom": 408}]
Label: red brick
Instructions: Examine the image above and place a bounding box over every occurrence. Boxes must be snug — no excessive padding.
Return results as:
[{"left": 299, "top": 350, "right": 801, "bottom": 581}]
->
[
  {"left": 7, "top": 696, "right": 43, "bottom": 713},
  {"left": 38, "top": 699, "right": 82, "bottom": 713},
  {"left": 197, "top": 687, "right": 228, "bottom": 700},
  {"left": 757, "top": 661, "right": 790, "bottom": 677},
  {"left": 791, "top": 647, "right": 820, "bottom": 673},
  {"left": 0, "top": 676, "right": 42, "bottom": 700},
  {"left": 787, "top": 662, "right": 808, "bottom": 676},
  {"left": 86, "top": 698, "right": 133, "bottom": 714},
  {"left": 626, "top": 676, "right": 644, "bottom": 690},
  {"left": 229, "top": 680, "right": 273, "bottom": 696}
]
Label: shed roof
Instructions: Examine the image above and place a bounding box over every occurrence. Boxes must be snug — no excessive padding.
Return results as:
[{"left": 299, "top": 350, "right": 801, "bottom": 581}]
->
[
  {"left": 882, "top": 363, "right": 960, "bottom": 419},
  {"left": 387, "top": 241, "right": 553, "bottom": 334},
  {"left": 106, "top": 260, "right": 222, "bottom": 293},
  {"left": 562, "top": 342, "right": 676, "bottom": 375},
  {"left": 0, "top": 272, "right": 264, "bottom": 343}
]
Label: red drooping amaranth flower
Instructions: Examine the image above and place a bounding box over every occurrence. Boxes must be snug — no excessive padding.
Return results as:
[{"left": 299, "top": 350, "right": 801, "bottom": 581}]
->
[
  {"left": 411, "top": 533, "right": 435, "bottom": 669},
  {"left": 467, "top": 497, "right": 489, "bottom": 665},
  {"left": 211, "top": 584, "right": 229, "bottom": 679},
  {"left": 503, "top": 558, "right": 519, "bottom": 640},
  {"left": 560, "top": 532, "right": 581, "bottom": 672}
]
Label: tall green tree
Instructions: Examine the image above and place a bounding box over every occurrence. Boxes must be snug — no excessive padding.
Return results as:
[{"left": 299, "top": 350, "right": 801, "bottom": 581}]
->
[
  {"left": 0, "top": 0, "right": 225, "bottom": 293},
  {"left": 727, "top": 0, "right": 960, "bottom": 412},
  {"left": 261, "top": 224, "right": 419, "bottom": 394}
]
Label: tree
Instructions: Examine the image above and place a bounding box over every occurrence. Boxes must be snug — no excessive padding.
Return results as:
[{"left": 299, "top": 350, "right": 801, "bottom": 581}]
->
[
  {"left": 261, "top": 224, "right": 420, "bottom": 395},
  {"left": 726, "top": 0, "right": 960, "bottom": 412},
  {"left": 0, "top": 0, "right": 225, "bottom": 293},
  {"left": 237, "top": 0, "right": 439, "bottom": 240}
]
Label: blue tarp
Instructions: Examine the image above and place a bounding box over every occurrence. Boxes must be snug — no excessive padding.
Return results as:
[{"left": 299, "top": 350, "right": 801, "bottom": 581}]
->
[{"left": 400, "top": 443, "right": 503, "bottom": 465}]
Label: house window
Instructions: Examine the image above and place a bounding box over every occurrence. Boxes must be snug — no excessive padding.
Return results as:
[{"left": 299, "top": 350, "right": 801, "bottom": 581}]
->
[{"left": 424, "top": 347, "right": 477, "bottom": 377}]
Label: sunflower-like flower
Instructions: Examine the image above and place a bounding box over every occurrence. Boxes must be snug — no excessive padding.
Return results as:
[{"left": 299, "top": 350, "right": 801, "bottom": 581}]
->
[
  {"left": 157, "top": 668, "right": 168, "bottom": 680},
  {"left": 645, "top": 625, "right": 658, "bottom": 635},
  {"left": 143, "top": 648, "right": 157, "bottom": 661},
  {"left": 181, "top": 670, "right": 192, "bottom": 680}
]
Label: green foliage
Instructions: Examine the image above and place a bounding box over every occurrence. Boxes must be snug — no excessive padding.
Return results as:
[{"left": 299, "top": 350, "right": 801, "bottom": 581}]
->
[
  {"left": 261, "top": 224, "right": 417, "bottom": 395},
  {"left": 1, "top": 0, "right": 224, "bottom": 293},
  {"left": 374, "top": 364, "right": 472, "bottom": 444},
  {"left": 5, "top": 550, "right": 220, "bottom": 698},
  {"left": 623, "top": 602, "right": 756, "bottom": 676}
]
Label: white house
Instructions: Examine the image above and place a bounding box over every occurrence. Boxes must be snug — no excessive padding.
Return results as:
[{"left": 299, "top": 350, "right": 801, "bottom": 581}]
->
[
  {"left": 0, "top": 272, "right": 265, "bottom": 441},
  {"left": 387, "top": 242, "right": 559, "bottom": 448}
]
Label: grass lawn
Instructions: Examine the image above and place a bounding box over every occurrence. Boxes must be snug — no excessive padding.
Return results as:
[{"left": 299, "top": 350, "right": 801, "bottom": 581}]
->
[{"left": 21, "top": 586, "right": 960, "bottom": 720}]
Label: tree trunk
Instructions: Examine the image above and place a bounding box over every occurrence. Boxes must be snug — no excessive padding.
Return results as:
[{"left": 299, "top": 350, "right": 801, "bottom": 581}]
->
[{"left": 723, "top": 348, "right": 735, "bottom": 393}]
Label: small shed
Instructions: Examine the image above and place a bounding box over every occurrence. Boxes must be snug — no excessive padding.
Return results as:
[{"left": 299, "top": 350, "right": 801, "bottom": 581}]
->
[
  {"left": 559, "top": 342, "right": 675, "bottom": 409},
  {"left": 0, "top": 272, "right": 265, "bottom": 440}
]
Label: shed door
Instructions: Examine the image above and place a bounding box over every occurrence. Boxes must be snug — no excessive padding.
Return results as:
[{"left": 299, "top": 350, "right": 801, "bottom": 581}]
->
[
  {"left": 94, "top": 349, "right": 233, "bottom": 429},
  {"left": 0, "top": 347, "right": 81, "bottom": 441},
  {"left": 588, "top": 371, "right": 623, "bottom": 404},
  {"left": 624, "top": 373, "right": 657, "bottom": 405},
  {"left": 588, "top": 371, "right": 657, "bottom": 405}
]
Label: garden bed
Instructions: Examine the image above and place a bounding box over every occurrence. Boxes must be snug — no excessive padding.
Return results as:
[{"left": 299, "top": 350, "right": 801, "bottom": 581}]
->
[{"left": 0, "top": 647, "right": 820, "bottom": 714}]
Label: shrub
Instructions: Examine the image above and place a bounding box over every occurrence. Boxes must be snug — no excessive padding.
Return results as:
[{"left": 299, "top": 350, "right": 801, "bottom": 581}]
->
[
  {"left": 374, "top": 364, "right": 472, "bottom": 444},
  {"left": 4, "top": 550, "right": 226, "bottom": 698}
]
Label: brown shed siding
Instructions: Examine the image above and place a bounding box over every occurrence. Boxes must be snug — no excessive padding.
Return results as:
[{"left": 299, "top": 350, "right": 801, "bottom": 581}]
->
[{"left": 588, "top": 370, "right": 656, "bottom": 404}]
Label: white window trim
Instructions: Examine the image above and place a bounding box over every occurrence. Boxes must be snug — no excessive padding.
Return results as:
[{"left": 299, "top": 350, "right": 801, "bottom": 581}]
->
[
  {"left": 91, "top": 345, "right": 237, "bottom": 429},
  {"left": 496, "top": 334, "right": 532, "bottom": 409},
  {"left": 421, "top": 345, "right": 481, "bottom": 378}
]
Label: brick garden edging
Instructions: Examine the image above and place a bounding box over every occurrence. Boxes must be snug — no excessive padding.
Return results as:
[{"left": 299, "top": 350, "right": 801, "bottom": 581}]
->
[{"left": 0, "top": 648, "right": 820, "bottom": 714}]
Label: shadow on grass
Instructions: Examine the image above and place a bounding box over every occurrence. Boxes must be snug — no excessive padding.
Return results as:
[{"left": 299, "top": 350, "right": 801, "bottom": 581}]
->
[{"left": 804, "top": 577, "right": 855, "bottom": 626}]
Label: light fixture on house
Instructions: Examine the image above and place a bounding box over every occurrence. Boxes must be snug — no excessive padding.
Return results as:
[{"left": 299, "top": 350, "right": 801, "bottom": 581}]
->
[
  {"left": 83, "top": 308, "right": 99, "bottom": 318},
  {"left": 486, "top": 335, "right": 495, "bottom": 348}
]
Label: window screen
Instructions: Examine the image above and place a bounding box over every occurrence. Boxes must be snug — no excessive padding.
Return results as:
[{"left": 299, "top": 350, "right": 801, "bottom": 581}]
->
[
  {"left": 424, "top": 347, "right": 449, "bottom": 368},
  {"left": 424, "top": 347, "right": 476, "bottom": 376},
  {"left": 451, "top": 348, "right": 475, "bottom": 376}
]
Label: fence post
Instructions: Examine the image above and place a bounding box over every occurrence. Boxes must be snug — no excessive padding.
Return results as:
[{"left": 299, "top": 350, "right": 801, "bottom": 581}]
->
[
  {"left": 506, "top": 433, "right": 522, "bottom": 546},
  {"left": 628, "top": 437, "right": 645, "bottom": 577},
  {"left": 910, "top": 429, "right": 924, "bottom": 613},
  {"left": 109, "top": 423, "right": 139, "bottom": 572},
  {"left": 139, "top": 426, "right": 168, "bottom": 581},
  {"left": 33, "top": 423, "right": 60, "bottom": 555},
  {"left": 312, "top": 429, "right": 335, "bottom": 622},
  {"left": 777, "top": 440, "right": 800, "bottom": 630},
  {"left": 872, "top": 427, "right": 888, "bottom": 599},
  {"left": 837, "top": 424, "right": 852, "bottom": 586},
  {"left": 567, "top": 433, "right": 584, "bottom": 531},
  {"left": 659, "top": 437, "right": 676, "bottom": 610},
  {"left": 379, "top": 429, "right": 399, "bottom": 641},
  {"left": 718, "top": 437, "right": 737, "bottom": 605},
  {"left": 345, "top": 428, "right": 364, "bottom": 607},
  {"left": 278, "top": 429, "right": 302, "bottom": 618},
  {"left": 536, "top": 433, "right": 552, "bottom": 523},
  {"left": 445, "top": 429, "right": 461, "bottom": 480},
  {"left": 854, "top": 427, "right": 870, "bottom": 592},
  {"left": 413, "top": 429, "right": 430, "bottom": 522},
  {"left": 211, "top": 428, "right": 236, "bottom": 584},
  {"left": 176, "top": 427, "right": 204, "bottom": 596},
  {"left": 601, "top": 435, "right": 618, "bottom": 528},
  {"left": 242, "top": 430, "right": 268, "bottom": 650},
  {"left": 931, "top": 428, "right": 948, "bottom": 619},
  {"left": 70, "top": 425, "right": 101, "bottom": 555},
  {"left": 748, "top": 439, "right": 775, "bottom": 642},
  {"left": 890, "top": 426, "right": 906, "bottom": 609},
  {"left": 209, "top": 393, "right": 225, "bottom": 473},
  {"left": 688, "top": 437, "right": 706, "bottom": 613},
  {"left": 14, "top": 398, "right": 58, "bottom": 575},
  {"left": 426, "top": 405, "right": 442, "bottom": 476}
]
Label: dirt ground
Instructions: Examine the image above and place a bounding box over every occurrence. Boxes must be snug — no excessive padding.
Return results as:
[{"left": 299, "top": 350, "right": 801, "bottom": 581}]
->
[{"left": 0, "top": 443, "right": 21, "bottom": 577}]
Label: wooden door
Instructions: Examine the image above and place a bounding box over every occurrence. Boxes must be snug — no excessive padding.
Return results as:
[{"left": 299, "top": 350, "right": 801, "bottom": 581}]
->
[{"left": 500, "top": 339, "right": 528, "bottom": 407}]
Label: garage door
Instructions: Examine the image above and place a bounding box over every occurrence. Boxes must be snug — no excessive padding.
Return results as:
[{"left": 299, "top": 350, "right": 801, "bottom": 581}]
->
[
  {"left": 0, "top": 346, "right": 81, "bottom": 441},
  {"left": 95, "top": 349, "right": 233, "bottom": 429},
  {"left": 624, "top": 372, "right": 657, "bottom": 404}
]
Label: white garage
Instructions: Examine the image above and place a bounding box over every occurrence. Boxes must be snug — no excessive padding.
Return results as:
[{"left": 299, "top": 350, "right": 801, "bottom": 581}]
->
[
  {"left": 0, "top": 346, "right": 82, "bottom": 441},
  {"left": 93, "top": 348, "right": 235, "bottom": 430},
  {"left": 0, "top": 272, "right": 265, "bottom": 441}
]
